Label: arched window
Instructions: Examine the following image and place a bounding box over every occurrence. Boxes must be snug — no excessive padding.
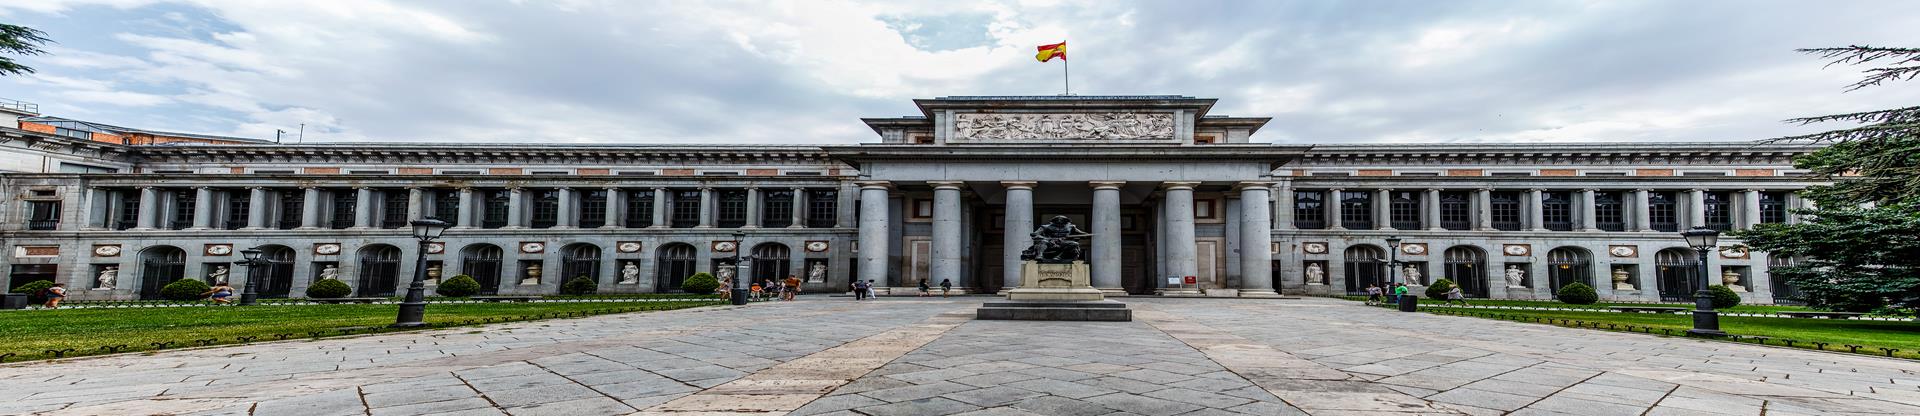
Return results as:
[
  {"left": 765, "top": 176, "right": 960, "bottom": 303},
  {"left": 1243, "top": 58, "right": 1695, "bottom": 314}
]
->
[
  {"left": 259, "top": 245, "right": 297, "bottom": 298},
  {"left": 1547, "top": 247, "right": 1590, "bottom": 293},
  {"left": 357, "top": 245, "right": 403, "bottom": 297},
  {"left": 1655, "top": 248, "right": 1699, "bottom": 301},
  {"left": 752, "top": 243, "right": 791, "bottom": 284},
  {"left": 562, "top": 244, "right": 603, "bottom": 282},
  {"left": 1343, "top": 245, "right": 1385, "bottom": 294},
  {"left": 461, "top": 244, "right": 503, "bottom": 295},
  {"left": 1768, "top": 254, "right": 1804, "bottom": 303},
  {"left": 657, "top": 243, "right": 698, "bottom": 292},
  {"left": 138, "top": 246, "right": 188, "bottom": 299},
  {"left": 1444, "top": 246, "right": 1487, "bottom": 297}
]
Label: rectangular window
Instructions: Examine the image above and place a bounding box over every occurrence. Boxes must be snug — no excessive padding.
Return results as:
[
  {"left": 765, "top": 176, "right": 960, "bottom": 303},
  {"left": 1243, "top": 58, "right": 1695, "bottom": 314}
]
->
[
  {"left": 1340, "top": 191, "right": 1372, "bottom": 229},
  {"left": 1308, "top": 172, "right": 1350, "bottom": 177},
  {"left": 1490, "top": 191, "right": 1522, "bottom": 231},
  {"left": 1595, "top": 191, "right": 1626, "bottom": 231},
  {"left": 1195, "top": 199, "right": 1217, "bottom": 220},
  {"left": 483, "top": 190, "right": 511, "bottom": 229},
  {"left": 278, "top": 190, "right": 304, "bottom": 229},
  {"left": 253, "top": 169, "right": 296, "bottom": 174},
  {"left": 1758, "top": 191, "right": 1788, "bottom": 224},
  {"left": 381, "top": 190, "right": 408, "bottom": 229},
  {"left": 1293, "top": 191, "right": 1325, "bottom": 229},
  {"left": 170, "top": 191, "right": 197, "bottom": 230},
  {"left": 784, "top": 171, "right": 823, "bottom": 176},
  {"left": 1389, "top": 191, "right": 1421, "bottom": 230},
  {"left": 27, "top": 201, "right": 59, "bottom": 230},
  {"left": 529, "top": 171, "right": 569, "bottom": 175},
  {"left": 617, "top": 171, "right": 656, "bottom": 176},
  {"left": 1541, "top": 191, "right": 1573, "bottom": 231},
  {"left": 116, "top": 191, "right": 141, "bottom": 230},
  {"left": 717, "top": 190, "right": 748, "bottom": 228},
  {"left": 432, "top": 189, "right": 460, "bottom": 226},
  {"left": 701, "top": 171, "right": 741, "bottom": 176},
  {"left": 1648, "top": 191, "right": 1679, "bottom": 232},
  {"left": 579, "top": 190, "right": 607, "bottom": 228},
  {"left": 530, "top": 190, "right": 559, "bottom": 229},
  {"left": 1440, "top": 191, "right": 1471, "bottom": 230},
  {"left": 1489, "top": 172, "right": 1532, "bottom": 177},
  {"left": 808, "top": 190, "right": 838, "bottom": 228},
  {"left": 626, "top": 190, "right": 655, "bottom": 228},
  {"left": 672, "top": 190, "right": 701, "bottom": 228},
  {"left": 1683, "top": 171, "right": 1729, "bottom": 176},
  {"left": 58, "top": 162, "right": 119, "bottom": 173},
  {"left": 1703, "top": 191, "right": 1733, "bottom": 231},
  {"left": 439, "top": 170, "right": 482, "bottom": 175},
  {"left": 348, "top": 170, "right": 388, "bottom": 175},
  {"left": 225, "top": 192, "right": 250, "bottom": 230},
  {"left": 762, "top": 190, "right": 794, "bottom": 228},
  {"left": 330, "top": 190, "right": 356, "bottom": 229}
]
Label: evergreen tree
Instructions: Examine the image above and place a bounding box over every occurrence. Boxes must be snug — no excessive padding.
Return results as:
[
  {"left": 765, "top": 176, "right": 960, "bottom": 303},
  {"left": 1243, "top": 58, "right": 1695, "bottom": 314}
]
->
[{"left": 0, "top": 23, "right": 52, "bottom": 76}]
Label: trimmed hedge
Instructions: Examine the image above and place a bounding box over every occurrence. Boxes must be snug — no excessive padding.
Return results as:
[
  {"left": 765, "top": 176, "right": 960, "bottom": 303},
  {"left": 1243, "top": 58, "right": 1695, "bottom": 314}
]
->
[
  {"left": 681, "top": 272, "right": 720, "bottom": 294},
  {"left": 12, "top": 280, "right": 55, "bottom": 304},
  {"left": 436, "top": 275, "right": 482, "bottom": 298},
  {"left": 562, "top": 276, "right": 598, "bottom": 295},
  {"left": 160, "top": 279, "right": 212, "bottom": 301},
  {"left": 1425, "top": 278, "right": 1457, "bottom": 300},
  {"left": 1709, "top": 285, "right": 1742, "bottom": 309},
  {"left": 1556, "top": 282, "right": 1599, "bottom": 305},
  {"left": 306, "top": 278, "right": 352, "bottom": 299}
]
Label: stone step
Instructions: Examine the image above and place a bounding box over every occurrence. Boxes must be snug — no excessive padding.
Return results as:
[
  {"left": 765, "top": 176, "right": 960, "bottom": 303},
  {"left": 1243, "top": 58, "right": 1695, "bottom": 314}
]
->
[
  {"left": 981, "top": 301, "right": 1129, "bottom": 309},
  {"left": 976, "top": 306, "right": 1133, "bottom": 322}
]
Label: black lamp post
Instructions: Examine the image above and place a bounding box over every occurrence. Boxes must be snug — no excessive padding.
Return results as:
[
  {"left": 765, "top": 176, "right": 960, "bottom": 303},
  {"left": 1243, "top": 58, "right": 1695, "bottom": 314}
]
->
[
  {"left": 1681, "top": 226, "right": 1727, "bottom": 337},
  {"left": 1384, "top": 236, "right": 1402, "bottom": 286},
  {"left": 731, "top": 231, "right": 750, "bottom": 306},
  {"left": 393, "top": 218, "right": 449, "bottom": 328},
  {"left": 234, "top": 247, "right": 267, "bottom": 306}
]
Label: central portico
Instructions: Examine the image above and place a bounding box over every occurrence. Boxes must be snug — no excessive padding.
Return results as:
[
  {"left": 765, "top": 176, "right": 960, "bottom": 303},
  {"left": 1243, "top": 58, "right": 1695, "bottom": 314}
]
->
[{"left": 826, "top": 95, "right": 1302, "bottom": 297}]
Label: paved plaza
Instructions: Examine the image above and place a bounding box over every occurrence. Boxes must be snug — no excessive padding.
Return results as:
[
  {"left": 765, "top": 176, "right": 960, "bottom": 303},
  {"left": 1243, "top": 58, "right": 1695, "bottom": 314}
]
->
[{"left": 3, "top": 297, "right": 1918, "bottom": 416}]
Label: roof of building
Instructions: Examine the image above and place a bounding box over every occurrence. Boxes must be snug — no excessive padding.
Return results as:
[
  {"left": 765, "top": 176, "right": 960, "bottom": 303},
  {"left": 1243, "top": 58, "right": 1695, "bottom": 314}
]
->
[{"left": 20, "top": 116, "right": 275, "bottom": 144}]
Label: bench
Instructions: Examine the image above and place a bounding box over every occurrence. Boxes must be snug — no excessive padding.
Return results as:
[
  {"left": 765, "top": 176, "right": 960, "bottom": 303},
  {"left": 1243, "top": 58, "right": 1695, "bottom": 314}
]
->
[
  {"left": 308, "top": 297, "right": 386, "bottom": 304},
  {"left": 472, "top": 296, "right": 542, "bottom": 303},
  {"left": 1609, "top": 306, "right": 1687, "bottom": 314},
  {"left": 1777, "top": 311, "right": 1867, "bottom": 319}
]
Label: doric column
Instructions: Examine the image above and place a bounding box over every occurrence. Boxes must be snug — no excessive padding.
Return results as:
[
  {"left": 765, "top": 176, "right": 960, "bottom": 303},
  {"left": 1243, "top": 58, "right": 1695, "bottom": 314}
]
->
[
  {"left": 602, "top": 187, "right": 621, "bottom": 229},
  {"left": 1088, "top": 181, "right": 1123, "bottom": 292},
  {"left": 406, "top": 187, "right": 425, "bottom": 221},
  {"left": 650, "top": 188, "right": 668, "bottom": 228},
  {"left": 1742, "top": 189, "right": 1762, "bottom": 229},
  {"left": 1474, "top": 188, "right": 1493, "bottom": 231},
  {"left": 350, "top": 187, "right": 374, "bottom": 229},
  {"left": 1003, "top": 181, "right": 1038, "bottom": 290},
  {"left": 1580, "top": 189, "right": 1599, "bottom": 231},
  {"left": 1528, "top": 188, "right": 1547, "bottom": 231},
  {"left": 505, "top": 187, "right": 525, "bottom": 229},
  {"left": 1273, "top": 181, "right": 1295, "bottom": 231},
  {"left": 1164, "top": 182, "right": 1201, "bottom": 293},
  {"left": 1375, "top": 188, "right": 1393, "bottom": 230},
  {"left": 80, "top": 187, "right": 104, "bottom": 229},
  {"left": 1156, "top": 194, "right": 1168, "bottom": 283},
  {"left": 245, "top": 187, "right": 268, "bottom": 229},
  {"left": 789, "top": 187, "right": 806, "bottom": 229},
  {"left": 1687, "top": 188, "right": 1707, "bottom": 228},
  {"left": 134, "top": 187, "right": 161, "bottom": 230},
  {"left": 697, "top": 187, "right": 715, "bottom": 228},
  {"left": 743, "top": 187, "right": 761, "bottom": 228},
  {"left": 1238, "top": 182, "right": 1276, "bottom": 296},
  {"left": 454, "top": 187, "right": 475, "bottom": 228},
  {"left": 554, "top": 187, "right": 575, "bottom": 229},
  {"left": 1425, "top": 188, "right": 1444, "bottom": 231},
  {"left": 190, "top": 187, "right": 214, "bottom": 229},
  {"left": 1326, "top": 188, "right": 1345, "bottom": 230},
  {"left": 930, "top": 181, "right": 964, "bottom": 288},
  {"left": 298, "top": 187, "right": 321, "bottom": 229},
  {"left": 856, "top": 182, "right": 892, "bottom": 287},
  {"left": 1633, "top": 189, "right": 1653, "bottom": 232}
]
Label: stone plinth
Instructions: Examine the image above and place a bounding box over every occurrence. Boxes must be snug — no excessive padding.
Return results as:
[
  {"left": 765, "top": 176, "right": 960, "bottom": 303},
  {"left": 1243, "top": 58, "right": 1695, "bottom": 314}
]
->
[
  {"left": 1006, "top": 261, "right": 1104, "bottom": 302},
  {"left": 981, "top": 261, "right": 1132, "bottom": 321},
  {"left": 977, "top": 300, "right": 1132, "bottom": 321}
]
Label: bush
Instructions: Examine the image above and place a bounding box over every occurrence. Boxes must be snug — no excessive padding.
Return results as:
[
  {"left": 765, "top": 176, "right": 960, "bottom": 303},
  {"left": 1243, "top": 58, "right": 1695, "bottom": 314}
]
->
[
  {"left": 1708, "top": 285, "right": 1742, "bottom": 309},
  {"left": 562, "top": 276, "right": 598, "bottom": 295},
  {"left": 306, "top": 278, "right": 352, "bottom": 299},
  {"left": 12, "top": 280, "right": 54, "bottom": 304},
  {"left": 681, "top": 272, "right": 720, "bottom": 294},
  {"left": 436, "top": 275, "right": 482, "bottom": 298},
  {"left": 160, "top": 279, "right": 212, "bottom": 301},
  {"left": 1556, "top": 282, "right": 1599, "bottom": 305},
  {"left": 1425, "top": 278, "right": 1456, "bottom": 299}
]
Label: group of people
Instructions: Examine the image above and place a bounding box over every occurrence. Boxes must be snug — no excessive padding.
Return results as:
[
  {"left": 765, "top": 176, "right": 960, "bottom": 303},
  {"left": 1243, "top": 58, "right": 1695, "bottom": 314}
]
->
[
  {"left": 721, "top": 275, "right": 805, "bottom": 301},
  {"left": 31, "top": 281, "right": 239, "bottom": 309},
  {"left": 916, "top": 278, "right": 954, "bottom": 297},
  {"left": 1364, "top": 282, "right": 1468, "bottom": 306},
  {"left": 850, "top": 279, "right": 880, "bottom": 300}
]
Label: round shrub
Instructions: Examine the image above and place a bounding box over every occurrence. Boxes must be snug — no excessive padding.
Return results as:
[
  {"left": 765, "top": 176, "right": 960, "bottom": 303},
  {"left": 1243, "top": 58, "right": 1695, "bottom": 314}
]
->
[
  {"left": 306, "top": 278, "right": 353, "bottom": 299},
  {"left": 1556, "top": 282, "right": 1599, "bottom": 305},
  {"left": 436, "top": 275, "right": 482, "bottom": 298},
  {"left": 562, "top": 276, "right": 598, "bottom": 295},
  {"left": 12, "top": 280, "right": 55, "bottom": 304},
  {"left": 1425, "top": 278, "right": 1456, "bottom": 300},
  {"left": 681, "top": 272, "right": 720, "bottom": 294},
  {"left": 1708, "top": 285, "right": 1742, "bottom": 309},
  {"left": 160, "top": 278, "right": 212, "bottom": 301}
]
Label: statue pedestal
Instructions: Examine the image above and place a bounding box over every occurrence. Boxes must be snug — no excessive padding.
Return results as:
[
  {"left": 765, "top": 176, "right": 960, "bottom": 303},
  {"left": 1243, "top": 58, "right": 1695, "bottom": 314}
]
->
[
  {"left": 1006, "top": 261, "right": 1105, "bottom": 302},
  {"left": 980, "top": 261, "right": 1130, "bottom": 321}
]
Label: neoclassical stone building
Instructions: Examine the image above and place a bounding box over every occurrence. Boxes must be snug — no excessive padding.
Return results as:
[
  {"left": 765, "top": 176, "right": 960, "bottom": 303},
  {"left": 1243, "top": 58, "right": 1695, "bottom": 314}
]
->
[{"left": 0, "top": 95, "right": 1820, "bottom": 303}]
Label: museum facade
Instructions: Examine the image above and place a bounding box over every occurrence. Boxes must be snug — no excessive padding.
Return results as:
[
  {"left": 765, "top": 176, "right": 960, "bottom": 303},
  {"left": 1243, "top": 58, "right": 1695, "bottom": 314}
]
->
[{"left": 0, "top": 96, "right": 1821, "bottom": 303}]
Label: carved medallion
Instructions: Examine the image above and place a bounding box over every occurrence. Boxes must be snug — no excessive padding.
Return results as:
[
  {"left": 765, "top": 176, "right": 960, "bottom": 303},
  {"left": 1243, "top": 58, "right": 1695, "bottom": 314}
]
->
[
  {"left": 519, "top": 242, "right": 545, "bottom": 254},
  {"left": 1609, "top": 245, "right": 1638, "bottom": 258},
  {"left": 425, "top": 242, "right": 446, "bottom": 254},
  {"left": 952, "top": 112, "right": 1176, "bottom": 141},
  {"left": 1401, "top": 243, "right": 1428, "bottom": 256},
  {"left": 712, "top": 241, "right": 739, "bottom": 253},
  {"left": 617, "top": 241, "right": 643, "bottom": 253},
  {"left": 1302, "top": 242, "right": 1329, "bottom": 254},
  {"left": 805, "top": 241, "right": 829, "bottom": 253},
  {"left": 1719, "top": 245, "right": 1750, "bottom": 259},
  {"left": 93, "top": 245, "right": 122, "bottom": 257},
  {"left": 204, "top": 244, "right": 233, "bottom": 256},
  {"left": 1502, "top": 244, "right": 1531, "bottom": 256},
  {"left": 314, "top": 243, "right": 342, "bottom": 255}
]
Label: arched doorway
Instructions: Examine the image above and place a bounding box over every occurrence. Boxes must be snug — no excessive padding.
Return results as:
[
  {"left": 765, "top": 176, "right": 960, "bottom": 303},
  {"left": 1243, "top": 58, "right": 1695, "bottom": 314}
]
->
[
  {"left": 357, "top": 245, "right": 402, "bottom": 297},
  {"left": 752, "top": 243, "right": 791, "bottom": 285},
  {"left": 1547, "top": 247, "right": 1591, "bottom": 294},
  {"left": 461, "top": 244, "right": 503, "bottom": 295},
  {"left": 259, "top": 245, "right": 296, "bottom": 298},
  {"left": 561, "top": 243, "right": 603, "bottom": 283},
  {"left": 1656, "top": 248, "right": 1699, "bottom": 301},
  {"left": 1444, "top": 246, "right": 1487, "bottom": 298},
  {"left": 138, "top": 245, "right": 187, "bottom": 299},
  {"left": 656, "top": 243, "right": 697, "bottom": 292},
  {"left": 1343, "top": 245, "right": 1385, "bottom": 294}
]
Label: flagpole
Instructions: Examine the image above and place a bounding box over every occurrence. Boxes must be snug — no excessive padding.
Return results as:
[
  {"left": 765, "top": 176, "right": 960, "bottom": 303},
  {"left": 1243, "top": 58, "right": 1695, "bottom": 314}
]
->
[{"left": 1063, "top": 58, "right": 1071, "bottom": 96}]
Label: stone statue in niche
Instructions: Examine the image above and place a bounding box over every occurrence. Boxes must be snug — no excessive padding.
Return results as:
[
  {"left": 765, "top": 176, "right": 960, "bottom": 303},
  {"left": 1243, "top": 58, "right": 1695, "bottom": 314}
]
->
[
  {"left": 952, "top": 113, "right": 1176, "bottom": 141},
  {"left": 425, "top": 264, "right": 441, "bottom": 285},
  {"left": 1613, "top": 268, "right": 1635, "bottom": 290},
  {"left": 1403, "top": 265, "right": 1423, "bottom": 285},
  {"left": 1021, "top": 216, "right": 1092, "bottom": 264},
  {"left": 1305, "top": 263, "right": 1325, "bottom": 285},
  {"left": 522, "top": 263, "right": 542, "bottom": 285},
  {"left": 620, "top": 262, "right": 640, "bottom": 284},
  {"left": 208, "top": 265, "right": 229, "bottom": 282},
  {"left": 318, "top": 265, "right": 339, "bottom": 280},
  {"left": 715, "top": 263, "right": 736, "bottom": 283},
  {"left": 1722, "top": 270, "right": 1746, "bottom": 292},
  {"left": 96, "top": 267, "right": 118, "bottom": 290},
  {"left": 1505, "top": 265, "right": 1527, "bottom": 288},
  {"left": 808, "top": 263, "right": 827, "bottom": 283}
]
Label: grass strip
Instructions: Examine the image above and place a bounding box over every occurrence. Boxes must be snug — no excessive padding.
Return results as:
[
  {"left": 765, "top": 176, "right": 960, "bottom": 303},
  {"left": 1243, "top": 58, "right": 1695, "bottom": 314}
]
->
[
  {"left": 1418, "top": 304, "right": 1920, "bottom": 359},
  {"left": 1337, "top": 295, "right": 1819, "bottom": 314}
]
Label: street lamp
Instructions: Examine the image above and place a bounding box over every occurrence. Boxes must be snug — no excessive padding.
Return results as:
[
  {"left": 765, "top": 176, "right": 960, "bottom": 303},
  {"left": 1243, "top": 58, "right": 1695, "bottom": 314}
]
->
[
  {"left": 731, "top": 231, "right": 750, "bottom": 306},
  {"left": 1681, "top": 226, "right": 1727, "bottom": 337},
  {"left": 1383, "top": 236, "right": 1402, "bottom": 287},
  {"left": 234, "top": 247, "right": 267, "bottom": 306},
  {"left": 393, "top": 218, "right": 450, "bottom": 328}
]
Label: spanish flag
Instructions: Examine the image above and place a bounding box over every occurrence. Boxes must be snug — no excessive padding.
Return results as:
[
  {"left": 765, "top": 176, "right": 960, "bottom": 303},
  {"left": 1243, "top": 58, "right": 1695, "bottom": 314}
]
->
[{"left": 1036, "top": 41, "right": 1066, "bottom": 62}]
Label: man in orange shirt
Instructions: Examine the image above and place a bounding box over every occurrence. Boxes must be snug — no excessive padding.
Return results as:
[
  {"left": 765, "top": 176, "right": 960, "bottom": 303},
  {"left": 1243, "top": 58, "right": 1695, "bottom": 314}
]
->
[{"left": 783, "top": 275, "right": 802, "bottom": 300}]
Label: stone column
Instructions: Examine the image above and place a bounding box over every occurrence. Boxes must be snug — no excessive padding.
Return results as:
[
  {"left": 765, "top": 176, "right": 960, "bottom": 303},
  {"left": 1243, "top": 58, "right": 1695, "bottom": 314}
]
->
[
  {"left": 1528, "top": 188, "right": 1547, "bottom": 231},
  {"left": 857, "top": 182, "right": 892, "bottom": 287},
  {"left": 555, "top": 187, "right": 575, "bottom": 229},
  {"left": 189, "top": 187, "right": 214, "bottom": 229},
  {"left": 245, "top": 187, "right": 268, "bottom": 229},
  {"left": 1375, "top": 188, "right": 1393, "bottom": 230},
  {"left": 406, "top": 187, "right": 425, "bottom": 221},
  {"left": 80, "top": 187, "right": 104, "bottom": 229},
  {"left": 651, "top": 188, "right": 669, "bottom": 228},
  {"left": 1633, "top": 189, "right": 1653, "bottom": 232},
  {"left": 455, "top": 187, "right": 475, "bottom": 228},
  {"left": 1326, "top": 188, "right": 1345, "bottom": 230},
  {"left": 1742, "top": 189, "right": 1762, "bottom": 229},
  {"left": 1156, "top": 195, "right": 1168, "bottom": 283},
  {"left": 350, "top": 187, "right": 374, "bottom": 229},
  {"left": 1425, "top": 188, "right": 1444, "bottom": 231},
  {"left": 697, "top": 187, "right": 715, "bottom": 228},
  {"left": 743, "top": 187, "right": 761, "bottom": 228},
  {"left": 929, "top": 181, "right": 964, "bottom": 288},
  {"left": 1089, "top": 181, "right": 1123, "bottom": 292},
  {"left": 837, "top": 183, "right": 857, "bottom": 228},
  {"left": 298, "top": 187, "right": 321, "bottom": 229},
  {"left": 602, "top": 187, "right": 621, "bottom": 229},
  {"left": 1580, "top": 189, "right": 1600, "bottom": 231},
  {"left": 1238, "top": 182, "right": 1277, "bottom": 296},
  {"left": 505, "top": 187, "right": 525, "bottom": 229},
  {"left": 1273, "top": 182, "right": 1295, "bottom": 231},
  {"left": 1163, "top": 182, "right": 1201, "bottom": 294},
  {"left": 1687, "top": 188, "right": 1707, "bottom": 229},
  {"left": 1003, "top": 181, "right": 1038, "bottom": 291},
  {"left": 789, "top": 187, "right": 806, "bottom": 229},
  {"left": 1474, "top": 188, "right": 1493, "bottom": 231}
]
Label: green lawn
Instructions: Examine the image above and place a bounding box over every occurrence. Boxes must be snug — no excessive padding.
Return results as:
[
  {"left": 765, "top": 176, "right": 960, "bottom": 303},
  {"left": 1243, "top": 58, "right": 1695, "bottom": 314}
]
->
[
  {"left": 1340, "top": 296, "right": 1817, "bottom": 314},
  {"left": 1420, "top": 305, "right": 1920, "bottom": 359},
  {"left": 0, "top": 300, "right": 722, "bottom": 363}
]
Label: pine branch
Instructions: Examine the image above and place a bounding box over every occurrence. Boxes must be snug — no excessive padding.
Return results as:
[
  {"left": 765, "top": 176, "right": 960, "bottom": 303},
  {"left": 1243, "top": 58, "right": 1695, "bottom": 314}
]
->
[
  {"left": 1784, "top": 105, "right": 1920, "bottom": 125},
  {"left": 1769, "top": 123, "right": 1920, "bottom": 143},
  {"left": 1797, "top": 46, "right": 1920, "bottom": 67},
  {"left": 0, "top": 23, "right": 53, "bottom": 76},
  {"left": 1846, "top": 65, "right": 1920, "bottom": 91}
]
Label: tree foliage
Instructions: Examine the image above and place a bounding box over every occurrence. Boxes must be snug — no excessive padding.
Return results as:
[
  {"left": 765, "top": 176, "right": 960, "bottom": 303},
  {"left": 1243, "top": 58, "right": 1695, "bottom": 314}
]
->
[
  {"left": 562, "top": 276, "right": 598, "bottom": 295},
  {"left": 305, "top": 278, "right": 353, "bottom": 299},
  {"left": 0, "top": 23, "right": 52, "bottom": 76},
  {"left": 436, "top": 275, "right": 482, "bottom": 298},
  {"left": 160, "top": 279, "right": 212, "bottom": 302},
  {"left": 681, "top": 272, "right": 720, "bottom": 294},
  {"left": 1424, "top": 278, "right": 1455, "bottom": 300},
  {"left": 12, "top": 280, "right": 55, "bottom": 304},
  {"left": 1707, "top": 285, "right": 1743, "bottom": 309},
  {"left": 1555, "top": 283, "right": 1598, "bottom": 305}
]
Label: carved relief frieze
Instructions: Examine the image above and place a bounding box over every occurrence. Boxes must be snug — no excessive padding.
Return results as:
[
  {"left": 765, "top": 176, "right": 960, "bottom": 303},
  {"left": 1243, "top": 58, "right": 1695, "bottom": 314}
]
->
[{"left": 952, "top": 112, "right": 1175, "bottom": 141}]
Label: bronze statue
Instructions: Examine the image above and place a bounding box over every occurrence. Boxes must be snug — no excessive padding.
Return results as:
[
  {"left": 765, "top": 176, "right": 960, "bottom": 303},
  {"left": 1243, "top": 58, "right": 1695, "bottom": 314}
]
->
[{"left": 1022, "top": 215, "right": 1093, "bottom": 264}]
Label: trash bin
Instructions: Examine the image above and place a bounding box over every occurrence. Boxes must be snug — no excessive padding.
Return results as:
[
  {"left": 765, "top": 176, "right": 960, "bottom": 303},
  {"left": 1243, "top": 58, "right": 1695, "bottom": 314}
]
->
[
  {"left": 1397, "top": 294, "right": 1418, "bottom": 312},
  {"left": 2, "top": 293, "right": 26, "bottom": 310}
]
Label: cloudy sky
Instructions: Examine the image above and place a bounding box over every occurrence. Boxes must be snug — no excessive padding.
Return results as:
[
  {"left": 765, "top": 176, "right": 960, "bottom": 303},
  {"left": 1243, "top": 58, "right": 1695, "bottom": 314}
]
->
[{"left": 1, "top": 0, "right": 1915, "bottom": 145}]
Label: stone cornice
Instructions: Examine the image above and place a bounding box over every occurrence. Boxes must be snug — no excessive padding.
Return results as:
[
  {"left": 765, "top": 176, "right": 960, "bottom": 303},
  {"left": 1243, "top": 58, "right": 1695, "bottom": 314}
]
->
[
  {"left": 1295, "top": 142, "right": 1821, "bottom": 166},
  {"left": 129, "top": 144, "right": 838, "bottom": 165}
]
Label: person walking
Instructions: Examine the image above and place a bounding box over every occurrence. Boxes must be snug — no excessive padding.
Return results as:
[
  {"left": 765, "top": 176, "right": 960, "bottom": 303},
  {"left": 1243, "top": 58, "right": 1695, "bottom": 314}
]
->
[
  {"left": 917, "top": 279, "right": 931, "bottom": 297},
  {"left": 1365, "top": 284, "right": 1383, "bottom": 306},
  {"left": 1446, "top": 286, "right": 1469, "bottom": 306},
  {"left": 1391, "top": 283, "right": 1409, "bottom": 304},
  {"left": 719, "top": 278, "right": 732, "bottom": 300},
  {"left": 852, "top": 279, "right": 868, "bottom": 300},
  {"left": 939, "top": 279, "right": 952, "bottom": 298},
  {"left": 783, "top": 274, "right": 801, "bottom": 301},
  {"left": 204, "top": 281, "right": 236, "bottom": 304},
  {"left": 866, "top": 280, "right": 879, "bottom": 299},
  {"left": 41, "top": 283, "right": 66, "bottom": 309}
]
